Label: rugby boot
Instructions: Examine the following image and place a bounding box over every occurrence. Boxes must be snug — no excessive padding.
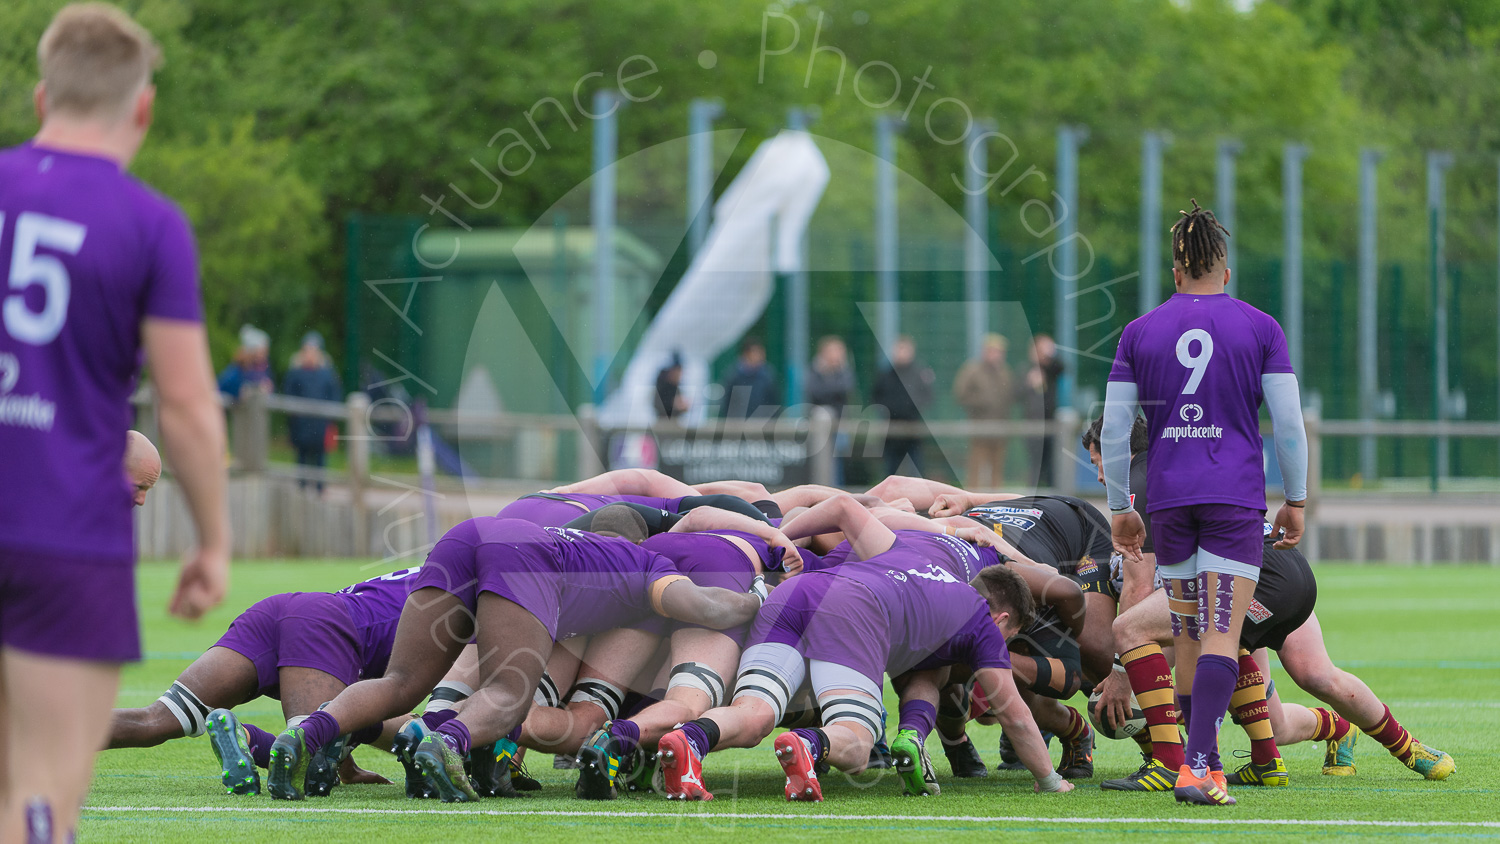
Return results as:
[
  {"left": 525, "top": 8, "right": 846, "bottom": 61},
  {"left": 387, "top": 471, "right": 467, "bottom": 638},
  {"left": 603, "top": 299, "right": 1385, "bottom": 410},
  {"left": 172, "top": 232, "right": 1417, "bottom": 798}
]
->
[
  {"left": 1322, "top": 728, "right": 1357, "bottom": 776},
  {"left": 1058, "top": 724, "right": 1095, "bottom": 780},
  {"left": 205, "top": 709, "right": 260, "bottom": 795},
  {"left": 1100, "top": 756, "right": 1176, "bottom": 791},
  {"left": 575, "top": 728, "right": 623, "bottom": 800},
  {"left": 1226, "top": 755, "right": 1289, "bottom": 787},
  {"left": 413, "top": 734, "right": 480, "bottom": 802},
  {"left": 774, "top": 732, "right": 823, "bottom": 802},
  {"left": 266, "top": 727, "right": 312, "bottom": 801},
  {"left": 658, "top": 729, "right": 712, "bottom": 801},
  {"left": 469, "top": 739, "right": 522, "bottom": 798},
  {"left": 1407, "top": 741, "right": 1456, "bottom": 781},
  {"left": 943, "top": 735, "right": 989, "bottom": 778},
  {"left": 890, "top": 729, "right": 940, "bottom": 796},
  {"left": 1173, "top": 765, "right": 1236, "bottom": 806},
  {"left": 391, "top": 720, "right": 437, "bottom": 799}
]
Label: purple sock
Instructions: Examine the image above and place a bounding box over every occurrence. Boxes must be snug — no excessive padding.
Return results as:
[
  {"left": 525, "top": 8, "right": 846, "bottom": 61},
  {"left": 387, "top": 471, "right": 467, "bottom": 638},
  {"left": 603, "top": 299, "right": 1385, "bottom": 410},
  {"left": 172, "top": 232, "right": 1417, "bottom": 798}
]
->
[
  {"left": 790, "top": 728, "right": 825, "bottom": 763},
  {"left": 243, "top": 723, "right": 277, "bottom": 768},
  {"left": 679, "top": 722, "right": 712, "bottom": 759},
  {"left": 436, "top": 719, "right": 472, "bottom": 756},
  {"left": 420, "top": 710, "right": 458, "bottom": 731},
  {"left": 298, "top": 710, "right": 341, "bottom": 755},
  {"left": 898, "top": 700, "right": 937, "bottom": 743},
  {"left": 506, "top": 725, "right": 522, "bottom": 743},
  {"left": 1185, "top": 654, "right": 1239, "bottom": 776},
  {"left": 609, "top": 719, "right": 641, "bottom": 747}
]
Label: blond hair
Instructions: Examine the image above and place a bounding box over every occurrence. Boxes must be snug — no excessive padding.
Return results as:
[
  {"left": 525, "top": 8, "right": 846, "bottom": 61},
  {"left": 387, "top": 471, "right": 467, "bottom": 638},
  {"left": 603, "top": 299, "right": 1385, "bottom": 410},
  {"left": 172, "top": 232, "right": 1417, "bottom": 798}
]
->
[{"left": 38, "top": 3, "right": 162, "bottom": 120}]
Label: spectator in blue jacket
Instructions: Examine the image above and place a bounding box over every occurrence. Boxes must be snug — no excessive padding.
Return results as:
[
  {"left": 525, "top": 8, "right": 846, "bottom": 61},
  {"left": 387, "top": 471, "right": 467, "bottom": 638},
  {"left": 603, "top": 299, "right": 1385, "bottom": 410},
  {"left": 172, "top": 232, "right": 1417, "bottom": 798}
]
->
[
  {"left": 721, "top": 337, "right": 778, "bottom": 418},
  {"left": 281, "top": 331, "right": 342, "bottom": 491}
]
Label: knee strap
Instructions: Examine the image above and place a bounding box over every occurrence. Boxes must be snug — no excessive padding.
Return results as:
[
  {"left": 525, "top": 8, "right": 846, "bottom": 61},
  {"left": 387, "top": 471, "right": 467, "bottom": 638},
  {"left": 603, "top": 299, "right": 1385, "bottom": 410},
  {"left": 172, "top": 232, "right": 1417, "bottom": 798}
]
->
[
  {"left": 569, "top": 679, "right": 626, "bottom": 721},
  {"left": 158, "top": 681, "right": 212, "bottom": 738},
  {"left": 424, "top": 680, "right": 474, "bottom": 714},
  {"left": 667, "top": 662, "right": 727, "bottom": 709},
  {"left": 532, "top": 672, "right": 562, "bottom": 709}
]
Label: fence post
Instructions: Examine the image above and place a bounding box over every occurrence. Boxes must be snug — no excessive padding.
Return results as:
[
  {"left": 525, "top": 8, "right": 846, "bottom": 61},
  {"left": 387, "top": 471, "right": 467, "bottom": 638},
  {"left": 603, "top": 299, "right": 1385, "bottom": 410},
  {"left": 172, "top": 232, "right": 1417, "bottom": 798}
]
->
[
  {"left": 232, "top": 387, "right": 269, "bottom": 473},
  {"left": 808, "top": 405, "right": 836, "bottom": 487},
  {"left": 346, "top": 392, "right": 371, "bottom": 557},
  {"left": 1053, "top": 408, "right": 1081, "bottom": 495},
  {"left": 576, "top": 404, "right": 604, "bottom": 480}
]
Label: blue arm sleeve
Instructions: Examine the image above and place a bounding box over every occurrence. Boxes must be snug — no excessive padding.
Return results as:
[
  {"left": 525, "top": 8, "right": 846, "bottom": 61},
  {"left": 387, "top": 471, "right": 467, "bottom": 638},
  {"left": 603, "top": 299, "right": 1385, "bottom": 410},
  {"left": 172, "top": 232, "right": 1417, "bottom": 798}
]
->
[
  {"left": 1102, "top": 380, "right": 1139, "bottom": 512},
  {"left": 1262, "top": 373, "right": 1308, "bottom": 502}
]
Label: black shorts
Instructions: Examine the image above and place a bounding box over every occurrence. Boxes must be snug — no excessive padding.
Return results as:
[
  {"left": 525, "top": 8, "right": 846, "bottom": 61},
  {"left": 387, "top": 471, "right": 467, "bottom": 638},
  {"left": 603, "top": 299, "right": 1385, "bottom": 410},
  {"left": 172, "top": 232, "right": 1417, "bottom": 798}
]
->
[
  {"left": 1072, "top": 552, "right": 1121, "bottom": 601},
  {"left": 1239, "top": 546, "right": 1317, "bottom": 652},
  {"left": 1008, "top": 614, "right": 1082, "bottom": 699}
]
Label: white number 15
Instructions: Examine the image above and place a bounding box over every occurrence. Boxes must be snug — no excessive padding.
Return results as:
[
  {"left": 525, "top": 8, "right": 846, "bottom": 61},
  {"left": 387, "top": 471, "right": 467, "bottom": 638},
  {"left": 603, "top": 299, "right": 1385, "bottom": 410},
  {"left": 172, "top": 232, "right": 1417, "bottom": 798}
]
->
[
  {"left": 2, "top": 211, "right": 86, "bottom": 345},
  {"left": 1176, "top": 328, "right": 1213, "bottom": 394}
]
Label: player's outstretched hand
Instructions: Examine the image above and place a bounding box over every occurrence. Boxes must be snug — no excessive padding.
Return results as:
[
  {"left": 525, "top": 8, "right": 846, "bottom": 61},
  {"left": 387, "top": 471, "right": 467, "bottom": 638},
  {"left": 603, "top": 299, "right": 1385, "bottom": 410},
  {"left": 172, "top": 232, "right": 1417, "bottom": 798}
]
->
[
  {"left": 1035, "top": 778, "right": 1075, "bottom": 793},
  {"left": 1272, "top": 502, "right": 1305, "bottom": 550},
  {"left": 170, "top": 545, "right": 229, "bottom": 620},
  {"left": 929, "top": 494, "right": 967, "bottom": 518},
  {"left": 1111, "top": 511, "right": 1146, "bottom": 564},
  {"left": 1095, "top": 669, "right": 1133, "bottom": 732}
]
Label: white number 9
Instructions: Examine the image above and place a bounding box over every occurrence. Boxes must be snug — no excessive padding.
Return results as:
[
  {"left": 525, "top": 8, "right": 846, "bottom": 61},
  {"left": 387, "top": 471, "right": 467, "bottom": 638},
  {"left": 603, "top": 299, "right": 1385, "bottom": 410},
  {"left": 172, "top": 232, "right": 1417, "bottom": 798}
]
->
[{"left": 1176, "top": 329, "right": 1213, "bottom": 395}]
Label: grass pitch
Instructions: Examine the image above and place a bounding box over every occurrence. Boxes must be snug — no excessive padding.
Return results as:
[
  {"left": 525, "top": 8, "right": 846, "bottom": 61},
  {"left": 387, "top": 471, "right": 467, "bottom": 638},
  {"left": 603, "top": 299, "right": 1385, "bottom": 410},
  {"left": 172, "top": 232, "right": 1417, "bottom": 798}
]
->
[{"left": 88, "top": 560, "right": 1499, "bottom": 842}]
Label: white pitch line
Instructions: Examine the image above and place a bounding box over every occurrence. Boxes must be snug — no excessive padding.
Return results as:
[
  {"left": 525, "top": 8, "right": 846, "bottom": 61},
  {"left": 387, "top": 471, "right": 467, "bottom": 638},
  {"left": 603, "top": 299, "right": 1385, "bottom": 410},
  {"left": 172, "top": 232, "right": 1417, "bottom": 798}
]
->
[{"left": 86, "top": 806, "right": 1500, "bottom": 829}]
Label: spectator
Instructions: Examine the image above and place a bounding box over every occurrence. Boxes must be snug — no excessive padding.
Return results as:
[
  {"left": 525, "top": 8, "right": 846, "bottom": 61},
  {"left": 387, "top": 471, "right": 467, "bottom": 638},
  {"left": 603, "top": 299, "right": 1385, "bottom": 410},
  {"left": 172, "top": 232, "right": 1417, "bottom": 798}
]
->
[
  {"left": 217, "top": 323, "right": 274, "bottom": 401},
  {"left": 721, "top": 337, "right": 778, "bottom": 418},
  {"left": 1022, "top": 333, "right": 1065, "bottom": 486},
  {"left": 281, "top": 331, "right": 342, "bottom": 491},
  {"left": 954, "top": 333, "right": 1014, "bottom": 488},
  {"left": 805, "top": 336, "right": 857, "bottom": 484},
  {"left": 872, "top": 335, "right": 935, "bottom": 477},
  {"left": 655, "top": 352, "right": 688, "bottom": 421}
]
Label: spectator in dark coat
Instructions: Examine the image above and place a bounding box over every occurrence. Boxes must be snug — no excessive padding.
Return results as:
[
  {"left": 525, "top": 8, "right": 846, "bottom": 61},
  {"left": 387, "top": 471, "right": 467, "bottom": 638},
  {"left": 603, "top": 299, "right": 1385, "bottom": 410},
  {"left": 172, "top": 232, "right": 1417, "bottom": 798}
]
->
[
  {"left": 281, "top": 331, "right": 341, "bottom": 491},
  {"left": 805, "top": 336, "right": 857, "bottom": 484},
  {"left": 721, "top": 338, "right": 778, "bottom": 418},
  {"left": 872, "top": 335, "right": 935, "bottom": 477},
  {"left": 1022, "top": 333, "right": 1066, "bottom": 486},
  {"left": 655, "top": 352, "right": 688, "bottom": 421},
  {"left": 217, "top": 324, "right": 273, "bottom": 401}
]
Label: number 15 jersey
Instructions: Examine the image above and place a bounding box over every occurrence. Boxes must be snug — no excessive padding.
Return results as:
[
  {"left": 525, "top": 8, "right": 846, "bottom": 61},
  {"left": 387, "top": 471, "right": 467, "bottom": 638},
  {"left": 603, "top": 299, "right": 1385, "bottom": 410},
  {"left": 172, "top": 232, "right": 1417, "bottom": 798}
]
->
[
  {"left": 1108, "top": 292, "right": 1294, "bottom": 513},
  {"left": 0, "top": 142, "right": 203, "bottom": 565}
]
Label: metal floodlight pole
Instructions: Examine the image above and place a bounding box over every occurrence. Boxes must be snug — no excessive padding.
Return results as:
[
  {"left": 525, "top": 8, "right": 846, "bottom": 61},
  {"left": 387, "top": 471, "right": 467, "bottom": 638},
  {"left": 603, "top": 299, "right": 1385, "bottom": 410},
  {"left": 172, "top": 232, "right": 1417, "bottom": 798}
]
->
[
  {"left": 1357, "top": 148, "right": 1381, "bottom": 482},
  {"left": 1140, "top": 131, "right": 1169, "bottom": 315},
  {"left": 785, "top": 106, "right": 812, "bottom": 409},
  {"left": 875, "top": 114, "right": 903, "bottom": 356},
  {"left": 1055, "top": 124, "right": 1087, "bottom": 409},
  {"left": 965, "top": 120, "right": 997, "bottom": 359},
  {"left": 1284, "top": 143, "right": 1308, "bottom": 377},
  {"left": 1427, "top": 150, "right": 1454, "bottom": 486},
  {"left": 687, "top": 98, "right": 723, "bottom": 260},
  {"left": 1216, "top": 138, "right": 1243, "bottom": 297},
  {"left": 591, "top": 90, "right": 621, "bottom": 404}
]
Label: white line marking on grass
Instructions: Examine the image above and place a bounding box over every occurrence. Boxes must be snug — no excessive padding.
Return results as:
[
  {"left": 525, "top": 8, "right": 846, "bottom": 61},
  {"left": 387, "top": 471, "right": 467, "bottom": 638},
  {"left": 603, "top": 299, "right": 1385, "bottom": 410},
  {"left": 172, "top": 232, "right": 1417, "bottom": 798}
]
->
[{"left": 86, "top": 806, "right": 1500, "bottom": 829}]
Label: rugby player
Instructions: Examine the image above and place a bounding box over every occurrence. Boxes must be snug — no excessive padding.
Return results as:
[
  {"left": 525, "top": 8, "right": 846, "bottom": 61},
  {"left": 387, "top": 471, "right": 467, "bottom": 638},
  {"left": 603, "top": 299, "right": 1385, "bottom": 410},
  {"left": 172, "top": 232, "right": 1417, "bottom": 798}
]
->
[
  {"left": 1084, "top": 419, "right": 1455, "bottom": 789},
  {"left": 0, "top": 6, "right": 230, "bottom": 840},
  {"left": 656, "top": 494, "right": 1074, "bottom": 801},
  {"left": 125, "top": 429, "right": 161, "bottom": 506},
  {"left": 1102, "top": 200, "right": 1308, "bottom": 805},
  {"left": 265, "top": 506, "right": 764, "bottom": 802}
]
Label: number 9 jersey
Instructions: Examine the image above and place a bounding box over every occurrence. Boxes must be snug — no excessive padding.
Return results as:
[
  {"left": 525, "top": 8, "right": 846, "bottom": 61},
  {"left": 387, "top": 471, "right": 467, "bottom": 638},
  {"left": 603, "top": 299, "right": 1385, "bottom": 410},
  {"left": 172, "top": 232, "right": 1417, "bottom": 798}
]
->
[
  {"left": 1107, "top": 292, "right": 1294, "bottom": 513},
  {"left": 0, "top": 141, "right": 202, "bottom": 566}
]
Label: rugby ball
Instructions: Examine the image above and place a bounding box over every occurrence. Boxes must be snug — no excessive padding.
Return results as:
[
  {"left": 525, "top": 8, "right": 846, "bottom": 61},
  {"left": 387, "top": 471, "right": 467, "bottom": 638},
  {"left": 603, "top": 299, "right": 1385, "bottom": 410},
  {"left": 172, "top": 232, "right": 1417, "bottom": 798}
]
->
[{"left": 1087, "top": 688, "right": 1146, "bottom": 740}]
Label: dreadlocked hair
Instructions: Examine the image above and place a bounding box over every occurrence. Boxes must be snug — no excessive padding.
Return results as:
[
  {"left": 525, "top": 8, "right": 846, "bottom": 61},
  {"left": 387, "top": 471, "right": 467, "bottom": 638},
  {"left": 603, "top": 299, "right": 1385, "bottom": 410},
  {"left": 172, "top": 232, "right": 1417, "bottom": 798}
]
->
[{"left": 1170, "top": 198, "right": 1231, "bottom": 279}]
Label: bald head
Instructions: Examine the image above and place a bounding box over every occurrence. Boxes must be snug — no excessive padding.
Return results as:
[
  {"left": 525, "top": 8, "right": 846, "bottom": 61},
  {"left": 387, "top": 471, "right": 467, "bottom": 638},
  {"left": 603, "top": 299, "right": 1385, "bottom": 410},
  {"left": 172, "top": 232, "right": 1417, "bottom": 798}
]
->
[{"left": 125, "top": 429, "right": 160, "bottom": 506}]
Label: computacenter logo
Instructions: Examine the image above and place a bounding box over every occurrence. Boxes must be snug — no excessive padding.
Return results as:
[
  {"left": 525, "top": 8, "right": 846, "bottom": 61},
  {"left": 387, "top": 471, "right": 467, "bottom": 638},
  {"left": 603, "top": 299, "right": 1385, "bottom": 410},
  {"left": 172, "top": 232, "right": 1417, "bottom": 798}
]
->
[{"left": 1160, "top": 402, "right": 1222, "bottom": 442}]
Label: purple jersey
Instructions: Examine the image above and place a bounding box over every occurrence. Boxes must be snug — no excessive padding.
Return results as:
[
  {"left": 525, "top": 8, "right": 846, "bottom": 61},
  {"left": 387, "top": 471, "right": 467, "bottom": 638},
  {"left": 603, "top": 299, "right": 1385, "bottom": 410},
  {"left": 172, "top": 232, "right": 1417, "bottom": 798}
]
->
[
  {"left": 337, "top": 566, "right": 423, "bottom": 678},
  {"left": 498, "top": 493, "right": 680, "bottom": 527},
  {"left": 829, "top": 541, "right": 1009, "bottom": 676},
  {"left": 0, "top": 143, "right": 202, "bottom": 564},
  {"left": 811, "top": 531, "right": 998, "bottom": 582},
  {"left": 1108, "top": 293, "right": 1294, "bottom": 512},
  {"left": 640, "top": 530, "right": 766, "bottom": 643},
  {"left": 421, "top": 517, "right": 683, "bottom": 641}
]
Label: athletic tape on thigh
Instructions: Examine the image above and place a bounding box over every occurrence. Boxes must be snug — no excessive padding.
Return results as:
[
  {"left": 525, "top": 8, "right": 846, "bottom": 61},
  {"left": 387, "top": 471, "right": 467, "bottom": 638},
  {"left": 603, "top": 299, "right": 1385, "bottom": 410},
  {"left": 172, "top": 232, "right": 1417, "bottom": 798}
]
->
[
  {"left": 732, "top": 643, "right": 806, "bottom": 724},
  {"left": 531, "top": 672, "right": 562, "bottom": 709},
  {"left": 1198, "top": 570, "right": 1239, "bottom": 635},
  {"left": 158, "top": 681, "right": 212, "bottom": 738},
  {"left": 568, "top": 679, "right": 625, "bottom": 720},
  {"left": 807, "top": 659, "right": 884, "bottom": 739},
  {"left": 667, "top": 661, "right": 727, "bottom": 709},
  {"left": 1163, "top": 571, "right": 1201, "bottom": 641},
  {"left": 818, "top": 695, "right": 885, "bottom": 740}
]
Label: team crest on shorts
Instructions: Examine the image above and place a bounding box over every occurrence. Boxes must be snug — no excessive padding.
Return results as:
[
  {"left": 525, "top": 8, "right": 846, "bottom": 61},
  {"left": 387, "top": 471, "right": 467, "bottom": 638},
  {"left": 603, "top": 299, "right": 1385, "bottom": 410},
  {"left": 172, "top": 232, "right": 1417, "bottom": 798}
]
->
[
  {"left": 1246, "top": 599, "right": 1273, "bottom": 623},
  {"left": 1075, "top": 555, "right": 1099, "bottom": 575}
]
